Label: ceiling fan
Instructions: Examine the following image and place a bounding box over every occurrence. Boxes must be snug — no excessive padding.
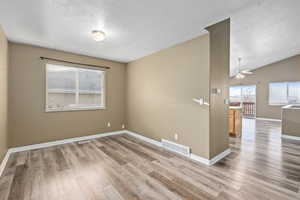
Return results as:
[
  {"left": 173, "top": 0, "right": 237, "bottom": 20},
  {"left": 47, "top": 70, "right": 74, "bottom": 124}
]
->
[{"left": 235, "top": 57, "right": 253, "bottom": 79}]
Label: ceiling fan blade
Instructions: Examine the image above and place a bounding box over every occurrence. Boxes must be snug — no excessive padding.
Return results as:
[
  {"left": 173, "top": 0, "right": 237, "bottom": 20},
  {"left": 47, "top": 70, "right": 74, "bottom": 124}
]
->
[
  {"left": 241, "top": 69, "right": 253, "bottom": 74},
  {"left": 243, "top": 72, "right": 253, "bottom": 75},
  {"left": 242, "top": 72, "right": 253, "bottom": 75}
]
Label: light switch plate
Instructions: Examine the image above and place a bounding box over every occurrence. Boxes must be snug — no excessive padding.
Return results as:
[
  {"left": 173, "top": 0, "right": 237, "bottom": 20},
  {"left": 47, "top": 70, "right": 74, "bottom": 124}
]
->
[
  {"left": 212, "top": 88, "right": 221, "bottom": 94},
  {"left": 224, "top": 99, "right": 230, "bottom": 105}
]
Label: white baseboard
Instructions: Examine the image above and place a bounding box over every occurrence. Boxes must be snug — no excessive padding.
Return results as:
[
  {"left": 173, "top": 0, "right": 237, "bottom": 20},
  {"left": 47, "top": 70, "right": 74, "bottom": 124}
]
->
[
  {"left": 124, "top": 130, "right": 230, "bottom": 166},
  {"left": 189, "top": 153, "right": 210, "bottom": 165},
  {"left": 190, "top": 149, "right": 231, "bottom": 166},
  {"left": 0, "top": 150, "right": 11, "bottom": 178},
  {"left": 208, "top": 148, "right": 231, "bottom": 165},
  {"left": 1, "top": 129, "right": 231, "bottom": 177},
  {"left": 126, "top": 130, "right": 163, "bottom": 147},
  {"left": 9, "top": 130, "right": 125, "bottom": 153},
  {"left": 282, "top": 134, "right": 300, "bottom": 141},
  {"left": 256, "top": 117, "right": 281, "bottom": 122}
]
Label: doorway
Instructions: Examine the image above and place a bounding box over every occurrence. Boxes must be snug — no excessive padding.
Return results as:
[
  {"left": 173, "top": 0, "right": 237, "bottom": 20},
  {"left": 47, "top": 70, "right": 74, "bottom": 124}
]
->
[{"left": 230, "top": 85, "right": 256, "bottom": 118}]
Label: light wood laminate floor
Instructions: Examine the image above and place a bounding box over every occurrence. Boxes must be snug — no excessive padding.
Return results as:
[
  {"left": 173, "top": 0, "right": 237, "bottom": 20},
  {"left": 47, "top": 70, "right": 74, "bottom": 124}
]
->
[{"left": 0, "top": 119, "right": 300, "bottom": 200}]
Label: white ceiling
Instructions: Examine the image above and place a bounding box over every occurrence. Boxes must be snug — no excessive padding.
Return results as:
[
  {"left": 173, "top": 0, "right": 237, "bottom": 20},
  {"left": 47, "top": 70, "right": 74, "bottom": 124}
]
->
[
  {"left": 0, "top": 0, "right": 258, "bottom": 63},
  {"left": 1, "top": 0, "right": 299, "bottom": 75},
  {"left": 230, "top": 0, "right": 300, "bottom": 76}
]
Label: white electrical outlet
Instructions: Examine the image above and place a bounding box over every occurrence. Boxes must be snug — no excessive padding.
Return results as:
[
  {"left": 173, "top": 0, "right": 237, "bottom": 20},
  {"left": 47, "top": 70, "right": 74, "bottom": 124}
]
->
[
  {"left": 107, "top": 122, "right": 111, "bottom": 127},
  {"left": 174, "top": 133, "right": 178, "bottom": 141},
  {"left": 122, "top": 124, "right": 125, "bottom": 129}
]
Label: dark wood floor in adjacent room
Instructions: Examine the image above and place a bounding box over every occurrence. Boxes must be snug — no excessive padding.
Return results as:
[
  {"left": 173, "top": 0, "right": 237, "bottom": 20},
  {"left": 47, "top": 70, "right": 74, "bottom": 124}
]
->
[{"left": 0, "top": 119, "right": 300, "bottom": 200}]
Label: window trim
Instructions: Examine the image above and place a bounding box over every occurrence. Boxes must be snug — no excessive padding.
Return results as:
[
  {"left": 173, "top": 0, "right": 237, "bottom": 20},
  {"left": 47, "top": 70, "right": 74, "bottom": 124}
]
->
[
  {"left": 268, "top": 81, "right": 300, "bottom": 106},
  {"left": 45, "top": 63, "right": 106, "bottom": 112}
]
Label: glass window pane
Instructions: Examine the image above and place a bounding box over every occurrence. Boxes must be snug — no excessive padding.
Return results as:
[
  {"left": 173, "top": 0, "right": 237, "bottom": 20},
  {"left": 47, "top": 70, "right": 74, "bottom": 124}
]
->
[
  {"left": 269, "top": 82, "right": 288, "bottom": 104},
  {"left": 47, "top": 64, "right": 76, "bottom": 91},
  {"left": 78, "top": 94, "right": 102, "bottom": 106},
  {"left": 79, "top": 69, "right": 102, "bottom": 92},
  {"left": 47, "top": 64, "right": 77, "bottom": 110},
  {"left": 230, "top": 86, "right": 241, "bottom": 102},
  {"left": 288, "top": 82, "right": 300, "bottom": 103},
  {"left": 241, "top": 86, "right": 255, "bottom": 102},
  {"left": 47, "top": 93, "right": 76, "bottom": 110}
]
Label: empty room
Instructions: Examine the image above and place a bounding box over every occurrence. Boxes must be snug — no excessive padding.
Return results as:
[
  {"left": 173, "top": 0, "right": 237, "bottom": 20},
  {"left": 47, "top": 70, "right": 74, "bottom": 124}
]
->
[{"left": 0, "top": 0, "right": 300, "bottom": 199}]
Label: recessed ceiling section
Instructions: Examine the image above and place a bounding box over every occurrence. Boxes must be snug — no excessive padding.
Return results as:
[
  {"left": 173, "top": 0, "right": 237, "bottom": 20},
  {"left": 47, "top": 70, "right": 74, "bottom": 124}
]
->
[{"left": 0, "top": 0, "right": 259, "bottom": 62}]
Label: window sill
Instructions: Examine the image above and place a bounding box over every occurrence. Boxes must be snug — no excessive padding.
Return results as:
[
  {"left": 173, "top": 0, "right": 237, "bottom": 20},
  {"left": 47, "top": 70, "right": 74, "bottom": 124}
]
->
[
  {"left": 45, "top": 106, "right": 106, "bottom": 112},
  {"left": 269, "top": 104, "right": 288, "bottom": 106}
]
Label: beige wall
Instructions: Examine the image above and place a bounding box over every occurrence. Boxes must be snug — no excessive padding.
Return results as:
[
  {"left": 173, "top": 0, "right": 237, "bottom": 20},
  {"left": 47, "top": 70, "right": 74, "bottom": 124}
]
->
[
  {"left": 0, "top": 25, "right": 8, "bottom": 161},
  {"left": 230, "top": 54, "right": 300, "bottom": 119},
  {"left": 206, "top": 19, "right": 230, "bottom": 159},
  {"left": 126, "top": 20, "right": 230, "bottom": 159},
  {"left": 126, "top": 34, "right": 210, "bottom": 158},
  {"left": 8, "top": 43, "right": 126, "bottom": 147}
]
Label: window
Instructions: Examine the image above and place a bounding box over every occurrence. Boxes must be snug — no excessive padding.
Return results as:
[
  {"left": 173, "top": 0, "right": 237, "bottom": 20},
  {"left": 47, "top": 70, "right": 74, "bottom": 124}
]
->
[
  {"left": 269, "top": 82, "right": 300, "bottom": 105},
  {"left": 229, "top": 85, "right": 256, "bottom": 103},
  {"left": 46, "top": 64, "right": 105, "bottom": 112}
]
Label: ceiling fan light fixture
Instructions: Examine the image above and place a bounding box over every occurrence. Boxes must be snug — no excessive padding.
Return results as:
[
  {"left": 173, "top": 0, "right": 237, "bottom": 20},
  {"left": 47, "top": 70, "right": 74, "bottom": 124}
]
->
[
  {"left": 91, "top": 30, "right": 106, "bottom": 41},
  {"left": 236, "top": 72, "right": 245, "bottom": 79}
]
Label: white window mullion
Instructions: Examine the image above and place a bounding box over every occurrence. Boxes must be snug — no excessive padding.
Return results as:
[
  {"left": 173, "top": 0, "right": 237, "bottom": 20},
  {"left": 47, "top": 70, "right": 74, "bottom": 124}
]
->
[
  {"left": 101, "top": 71, "right": 105, "bottom": 107},
  {"left": 240, "top": 87, "right": 243, "bottom": 103},
  {"left": 287, "top": 82, "right": 290, "bottom": 103},
  {"left": 75, "top": 69, "right": 79, "bottom": 105}
]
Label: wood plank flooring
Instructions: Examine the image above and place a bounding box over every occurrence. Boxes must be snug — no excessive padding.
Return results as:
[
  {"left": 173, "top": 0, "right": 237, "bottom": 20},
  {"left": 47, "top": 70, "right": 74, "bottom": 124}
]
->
[{"left": 1, "top": 118, "right": 300, "bottom": 200}]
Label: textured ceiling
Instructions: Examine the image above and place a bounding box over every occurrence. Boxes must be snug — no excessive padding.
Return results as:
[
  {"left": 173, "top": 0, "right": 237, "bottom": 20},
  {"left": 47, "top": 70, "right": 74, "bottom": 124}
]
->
[
  {"left": 0, "top": 0, "right": 257, "bottom": 63},
  {"left": 1, "top": 0, "right": 298, "bottom": 75},
  {"left": 230, "top": 0, "right": 300, "bottom": 76}
]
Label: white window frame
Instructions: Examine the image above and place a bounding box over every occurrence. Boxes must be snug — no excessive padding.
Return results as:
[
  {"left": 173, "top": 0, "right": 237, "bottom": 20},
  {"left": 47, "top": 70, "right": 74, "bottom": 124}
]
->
[
  {"left": 269, "top": 81, "right": 300, "bottom": 106},
  {"left": 45, "top": 63, "right": 106, "bottom": 112}
]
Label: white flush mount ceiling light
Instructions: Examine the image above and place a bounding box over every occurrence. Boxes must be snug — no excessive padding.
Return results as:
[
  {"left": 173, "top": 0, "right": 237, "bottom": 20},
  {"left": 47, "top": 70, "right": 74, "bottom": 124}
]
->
[{"left": 91, "top": 30, "right": 106, "bottom": 41}]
